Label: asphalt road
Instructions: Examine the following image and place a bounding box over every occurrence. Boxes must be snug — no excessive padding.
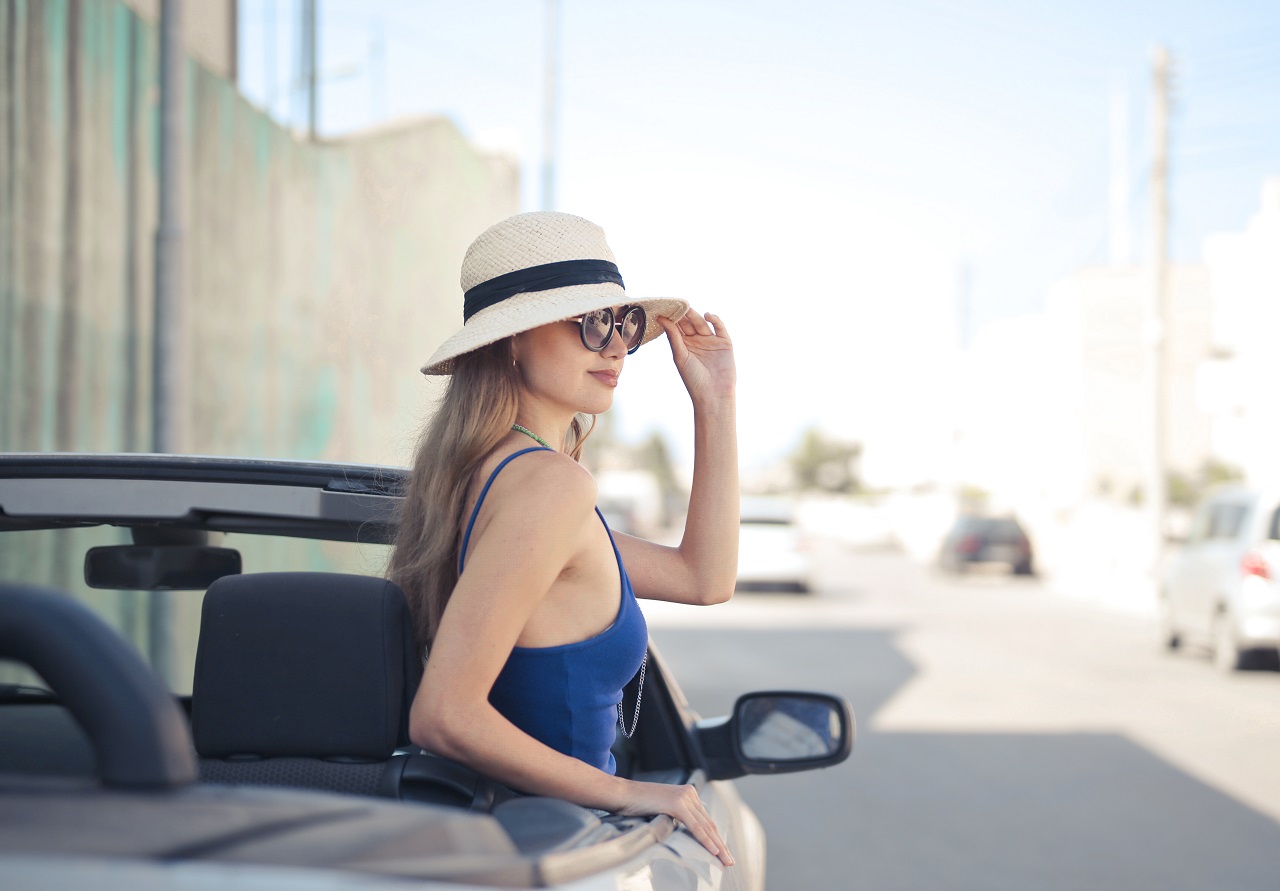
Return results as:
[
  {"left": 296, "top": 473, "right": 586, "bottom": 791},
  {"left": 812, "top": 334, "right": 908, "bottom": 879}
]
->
[{"left": 644, "top": 543, "right": 1280, "bottom": 890}]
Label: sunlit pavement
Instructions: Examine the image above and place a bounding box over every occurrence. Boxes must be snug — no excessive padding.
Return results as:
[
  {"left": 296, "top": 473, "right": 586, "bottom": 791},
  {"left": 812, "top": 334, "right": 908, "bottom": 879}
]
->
[{"left": 645, "top": 540, "right": 1280, "bottom": 890}]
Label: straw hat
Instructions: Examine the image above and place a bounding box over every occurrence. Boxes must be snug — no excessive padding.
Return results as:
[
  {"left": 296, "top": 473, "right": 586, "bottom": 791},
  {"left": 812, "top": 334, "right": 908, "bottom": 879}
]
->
[{"left": 421, "top": 212, "right": 689, "bottom": 375}]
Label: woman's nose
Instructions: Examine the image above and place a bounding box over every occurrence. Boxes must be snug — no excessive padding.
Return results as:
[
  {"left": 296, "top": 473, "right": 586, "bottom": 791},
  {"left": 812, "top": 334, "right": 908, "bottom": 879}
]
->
[{"left": 601, "top": 322, "right": 628, "bottom": 359}]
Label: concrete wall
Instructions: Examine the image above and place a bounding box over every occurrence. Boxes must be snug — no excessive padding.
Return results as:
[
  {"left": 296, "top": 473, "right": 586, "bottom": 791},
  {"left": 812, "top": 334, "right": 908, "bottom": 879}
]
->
[
  {"left": 1, "top": 0, "right": 518, "bottom": 463},
  {"left": 121, "top": 0, "right": 237, "bottom": 81},
  {"left": 0, "top": 0, "right": 517, "bottom": 688}
]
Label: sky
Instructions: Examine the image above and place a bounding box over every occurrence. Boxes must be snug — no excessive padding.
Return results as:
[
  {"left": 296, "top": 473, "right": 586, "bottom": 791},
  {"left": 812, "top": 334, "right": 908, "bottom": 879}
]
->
[{"left": 238, "top": 1, "right": 1280, "bottom": 474}]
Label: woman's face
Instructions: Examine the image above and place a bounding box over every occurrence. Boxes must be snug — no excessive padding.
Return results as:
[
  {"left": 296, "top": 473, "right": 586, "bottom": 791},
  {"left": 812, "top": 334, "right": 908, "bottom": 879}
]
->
[{"left": 512, "top": 307, "right": 631, "bottom": 418}]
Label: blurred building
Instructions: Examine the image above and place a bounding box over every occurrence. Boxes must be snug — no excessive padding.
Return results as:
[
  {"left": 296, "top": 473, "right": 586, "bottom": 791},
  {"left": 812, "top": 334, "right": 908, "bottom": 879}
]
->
[
  {"left": 1201, "top": 178, "right": 1280, "bottom": 489},
  {"left": 1045, "top": 263, "right": 1213, "bottom": 506},
  {"left": 961, "top": 179, "right": 1280, "bottom": 513},
  {"left": 948, "top": 177, "right": 1279, "bottom": 598},
  {"left": 953, "top": 263, "right": 1212, "bottom": 514}
]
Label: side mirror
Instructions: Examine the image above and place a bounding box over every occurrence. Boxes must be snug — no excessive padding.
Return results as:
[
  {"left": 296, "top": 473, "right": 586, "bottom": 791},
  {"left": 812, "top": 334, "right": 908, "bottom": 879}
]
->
[
  {"left": 85, "top": 545, "right": 242, "bottom": 590},
  {"left": 695, "top": 690, "right": 855, "bottom": 781}
]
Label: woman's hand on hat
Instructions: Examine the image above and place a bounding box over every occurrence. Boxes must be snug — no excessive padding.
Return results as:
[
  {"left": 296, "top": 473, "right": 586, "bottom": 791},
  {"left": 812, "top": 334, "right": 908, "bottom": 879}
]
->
[{"left": 658, "top": 309, "right": 735, "bottom": 404}]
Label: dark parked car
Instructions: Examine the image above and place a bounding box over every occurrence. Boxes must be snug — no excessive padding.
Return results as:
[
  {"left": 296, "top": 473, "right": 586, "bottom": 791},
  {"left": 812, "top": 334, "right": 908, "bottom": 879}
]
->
[
  {"left": 937, "top": 514, "right": 1035, "bottom": 576},
  {"left": 0, "top": 453, "right": 854, "bottom": 890}
]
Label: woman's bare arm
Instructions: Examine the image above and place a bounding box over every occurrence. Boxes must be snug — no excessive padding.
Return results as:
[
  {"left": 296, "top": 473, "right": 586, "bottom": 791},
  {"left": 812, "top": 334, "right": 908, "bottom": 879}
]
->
[{"left": 617, "top": 310, "right": 739, "bottom": 605}]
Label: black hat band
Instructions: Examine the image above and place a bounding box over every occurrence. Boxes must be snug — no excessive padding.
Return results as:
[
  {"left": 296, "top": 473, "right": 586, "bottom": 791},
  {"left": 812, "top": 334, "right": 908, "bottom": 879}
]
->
[{"left": 463, "top": 259, "right": 625, "bottom": 321}]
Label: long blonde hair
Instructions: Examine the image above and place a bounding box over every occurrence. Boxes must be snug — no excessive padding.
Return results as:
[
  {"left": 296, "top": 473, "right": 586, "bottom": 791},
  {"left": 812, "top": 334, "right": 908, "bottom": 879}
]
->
[{"left": 389, "top": 337, "right": 596, "bottom": 650}]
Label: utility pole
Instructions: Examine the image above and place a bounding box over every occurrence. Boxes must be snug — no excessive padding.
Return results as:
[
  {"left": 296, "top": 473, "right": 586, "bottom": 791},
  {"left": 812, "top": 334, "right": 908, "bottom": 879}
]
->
[
  {"left": 264, "top": 0, "right": 275, "bottom": 117},
  {"left": 542, "top": 0, "right": 560, "bottom": 210},
  {"left": 370, "top": 19, "right": 387, "bottom": 125},
  {"left": 154, "top": 0, "right": 184, "bottom": 457},
  {"left": 301, "top": 0, "right": 318, "bottom": 140},
  {"left": 1146, "top": 46, "right": 1173, "bottom": 565},
  {"left": 151, "top": 0, "right": 185, "bottom": 683},
  {"left": 1109, "top": 71, "right": 1132, "bottom": 265}
]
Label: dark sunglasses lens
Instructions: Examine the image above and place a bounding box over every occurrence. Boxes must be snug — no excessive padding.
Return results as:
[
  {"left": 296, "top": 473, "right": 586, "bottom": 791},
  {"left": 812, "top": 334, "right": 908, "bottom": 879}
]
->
[
  {"left": 621, "top": 307, "right": 647, "bottom": 353},
  {"left": 580, "top": 309, "right": 614, "bottom": 351}
]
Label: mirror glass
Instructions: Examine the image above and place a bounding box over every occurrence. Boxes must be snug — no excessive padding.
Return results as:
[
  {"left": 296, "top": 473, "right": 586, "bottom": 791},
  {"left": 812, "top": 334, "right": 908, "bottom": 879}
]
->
[
  {"left": 738, "top": 694, "right": 843, "bottom": 761},
  {"left": 85, "top": 545, "right": 242, "bottom": 590}
]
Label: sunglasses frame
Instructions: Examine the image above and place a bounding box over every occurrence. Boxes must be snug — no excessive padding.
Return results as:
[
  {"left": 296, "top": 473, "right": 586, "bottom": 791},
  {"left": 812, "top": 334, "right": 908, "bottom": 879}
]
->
[{"left": 570, "top": 305, "right": 647, "bottom": 354}]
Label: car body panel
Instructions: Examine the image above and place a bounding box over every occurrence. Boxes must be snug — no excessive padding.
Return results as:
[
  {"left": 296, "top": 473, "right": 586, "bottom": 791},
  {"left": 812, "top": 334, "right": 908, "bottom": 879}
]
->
[{"left": 1165, "top": 493, "right": 1252, "bottom": 637}]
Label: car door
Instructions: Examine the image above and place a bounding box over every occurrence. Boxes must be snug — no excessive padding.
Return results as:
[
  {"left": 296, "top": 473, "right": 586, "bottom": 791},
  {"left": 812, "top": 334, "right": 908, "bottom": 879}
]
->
[
  {"left": 1189, "top": 499, "right": 1253, "bottom": 636},
  {"left": 615, "top": 645, "right": 763, "bottom": 891}
]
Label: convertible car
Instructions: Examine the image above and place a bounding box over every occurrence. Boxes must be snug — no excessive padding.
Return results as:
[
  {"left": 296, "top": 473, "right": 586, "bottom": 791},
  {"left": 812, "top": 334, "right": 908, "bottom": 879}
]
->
[{"left": 0, "top": 453, "right": 853, "bottom": 890}]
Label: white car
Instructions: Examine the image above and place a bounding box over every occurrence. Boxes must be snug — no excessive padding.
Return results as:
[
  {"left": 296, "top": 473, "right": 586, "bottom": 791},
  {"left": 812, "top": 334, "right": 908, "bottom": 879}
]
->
[
  {"left": 735, "top": 497, "right": 814, "bottom": 593},
  {"left": 1158, "top": 486, "right": 1280, "bottom": 671}
]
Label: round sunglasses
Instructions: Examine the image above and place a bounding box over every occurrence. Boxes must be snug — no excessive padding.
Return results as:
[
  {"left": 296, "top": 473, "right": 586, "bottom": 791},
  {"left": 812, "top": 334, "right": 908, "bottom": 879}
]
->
[{"left": 569, "top": 305, "right": 647, "bottom": 354}]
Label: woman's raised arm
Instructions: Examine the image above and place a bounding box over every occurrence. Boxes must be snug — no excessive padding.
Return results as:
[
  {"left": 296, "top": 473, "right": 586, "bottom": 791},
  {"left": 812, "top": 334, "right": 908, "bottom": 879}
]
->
[{"left": 617, "top": 309, "right": 739, "bottom": 605}]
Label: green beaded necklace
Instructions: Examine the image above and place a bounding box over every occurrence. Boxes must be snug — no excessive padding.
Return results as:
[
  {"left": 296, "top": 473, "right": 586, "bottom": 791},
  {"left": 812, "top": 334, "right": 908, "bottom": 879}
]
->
[{"left": 511, "top": 424, "right": 553, "bottom": 450}]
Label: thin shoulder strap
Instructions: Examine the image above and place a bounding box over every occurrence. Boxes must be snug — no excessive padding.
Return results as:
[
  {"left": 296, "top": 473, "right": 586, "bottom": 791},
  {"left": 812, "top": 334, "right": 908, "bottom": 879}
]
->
[{"left": 458, "top": 446, "right": 551, "bottom": 573}]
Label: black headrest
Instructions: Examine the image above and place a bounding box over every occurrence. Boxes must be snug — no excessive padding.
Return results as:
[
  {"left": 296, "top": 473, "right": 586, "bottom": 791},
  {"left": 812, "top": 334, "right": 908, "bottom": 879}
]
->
[{"left": 191, "top": 572, "right": 422, "bottom": 760}]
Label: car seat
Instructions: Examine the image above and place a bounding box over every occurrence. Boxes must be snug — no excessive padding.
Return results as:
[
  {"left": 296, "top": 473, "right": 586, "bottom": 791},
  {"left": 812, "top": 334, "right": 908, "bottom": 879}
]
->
[
  {"left": 192, "top": 572, "right": 421, "bottom": 796},
  {"left": 191, "top": 571, "right": 518, "bottom": 810}
]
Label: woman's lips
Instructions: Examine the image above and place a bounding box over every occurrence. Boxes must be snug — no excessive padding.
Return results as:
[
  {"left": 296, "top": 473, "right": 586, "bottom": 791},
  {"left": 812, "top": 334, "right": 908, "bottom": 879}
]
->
[{"left": 590, "top": 370, "right": 619, "bottom": 387}]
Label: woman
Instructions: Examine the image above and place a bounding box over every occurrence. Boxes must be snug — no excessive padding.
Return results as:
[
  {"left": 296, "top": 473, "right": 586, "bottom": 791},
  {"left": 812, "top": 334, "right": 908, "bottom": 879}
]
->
[{"left": 390, "top": 211, "right": 738, "bottom": 867}]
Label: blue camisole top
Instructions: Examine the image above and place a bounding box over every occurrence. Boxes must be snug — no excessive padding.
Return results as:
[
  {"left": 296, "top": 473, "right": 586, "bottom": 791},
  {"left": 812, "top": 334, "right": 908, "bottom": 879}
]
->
[{"left": 458, "top": 446, "right": 648, "bottom": 775}]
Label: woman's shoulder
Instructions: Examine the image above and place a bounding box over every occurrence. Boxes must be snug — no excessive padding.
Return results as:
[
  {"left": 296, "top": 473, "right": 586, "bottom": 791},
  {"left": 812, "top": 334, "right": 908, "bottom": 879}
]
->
[{"left": 482, "top": 448, "right": 596, "bottom": 511}]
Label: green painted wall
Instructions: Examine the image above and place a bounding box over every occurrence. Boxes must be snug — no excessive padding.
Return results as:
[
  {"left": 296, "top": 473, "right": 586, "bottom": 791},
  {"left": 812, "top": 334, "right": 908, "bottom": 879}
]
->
[
  {"left": 1, "top": 0, "right": 519, "bottom": 462},
  {"left": 0, "top": 0, "right": 518, "bottom": 689}
]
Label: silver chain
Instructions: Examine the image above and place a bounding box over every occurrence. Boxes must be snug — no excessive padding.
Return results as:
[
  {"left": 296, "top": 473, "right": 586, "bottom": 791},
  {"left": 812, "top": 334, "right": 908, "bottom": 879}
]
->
[{"left": 617, "top": 652, "right": 647, "bottom": 738}]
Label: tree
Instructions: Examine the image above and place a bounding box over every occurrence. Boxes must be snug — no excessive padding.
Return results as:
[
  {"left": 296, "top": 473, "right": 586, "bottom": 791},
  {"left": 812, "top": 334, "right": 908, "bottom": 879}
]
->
[
  {"left": 637, "top": 430, "right": 684, "bottom": 526},
  {"left": 1167, "top": 458, "right": 1244, "bottom": 507},
  {"left": 789, "top": 428, "right": 862, "bottom": 494}
]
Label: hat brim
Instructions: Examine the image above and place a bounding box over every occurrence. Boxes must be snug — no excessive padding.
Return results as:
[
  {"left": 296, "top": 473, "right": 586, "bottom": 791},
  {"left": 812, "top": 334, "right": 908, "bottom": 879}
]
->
[{"left": 420, "top": 283, "right": 690, "bottom": 375}]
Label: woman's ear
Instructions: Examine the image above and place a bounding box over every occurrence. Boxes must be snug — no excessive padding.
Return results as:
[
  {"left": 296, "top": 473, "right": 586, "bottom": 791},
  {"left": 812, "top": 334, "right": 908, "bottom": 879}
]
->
[{"left": 509, "top": 335, "right": 519, "bottom": 366}]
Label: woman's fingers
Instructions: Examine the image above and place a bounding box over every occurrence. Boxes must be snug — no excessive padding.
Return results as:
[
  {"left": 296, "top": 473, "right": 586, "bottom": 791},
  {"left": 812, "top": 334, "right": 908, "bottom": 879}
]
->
[
  {"left": 680, "top": 309, "right": 711, "bottom": 337},
  {"left": 657, "top": 314, "right": 688, "bottom": 359},
  {"left": 691, "top": 819, "right": 734, "bottom": 867},
  {"left": 621, "top": 781, "right": 735, "bottom": 868},
  {"left": 658, "top": 310, "right": 735, "bottom": 396},
  {"left": 674, "top": 308, "right": 730, "bottom": 341},
  {"left": 674, "top": 785, "right": 734, "bottom": 867},
  {"left": 704, "top": 312, "right": 730, "bottom": 341},
  {"left": 687, "top": 817, "right": 732, "bottom": 867}
]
